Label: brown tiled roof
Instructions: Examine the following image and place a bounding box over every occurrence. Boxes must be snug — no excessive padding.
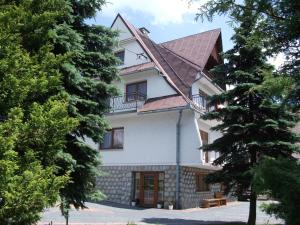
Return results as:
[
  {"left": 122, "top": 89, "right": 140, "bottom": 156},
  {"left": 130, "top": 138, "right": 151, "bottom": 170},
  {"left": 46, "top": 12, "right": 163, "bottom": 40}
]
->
[
  {"left": 138, "top": 33, "right": 199, "bottom": 96},
  {"left": 115, "top": 14, "right": 223, "bottom": 110},
  {"left": 138, "top": 95, "right": 187, "bottom": 113},
  {"left": 161, "top": 29, "right": 221, "bottom": 69},
  {"left": 120, "top": 62, "right": 156, "bottom": 76}
]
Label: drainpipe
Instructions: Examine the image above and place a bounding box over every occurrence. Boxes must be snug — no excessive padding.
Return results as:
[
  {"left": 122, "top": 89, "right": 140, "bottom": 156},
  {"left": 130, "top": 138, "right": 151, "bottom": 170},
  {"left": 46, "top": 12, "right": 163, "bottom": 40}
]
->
[{"left": 175, "top": 109, "right": 183, "bottom": 209}]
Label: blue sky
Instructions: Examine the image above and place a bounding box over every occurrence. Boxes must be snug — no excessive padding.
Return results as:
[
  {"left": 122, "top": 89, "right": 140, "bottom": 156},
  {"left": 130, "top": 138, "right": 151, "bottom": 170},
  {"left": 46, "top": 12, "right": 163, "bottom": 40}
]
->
[{"left": 87, "top": 0, "right": 235, "bottom": 52}]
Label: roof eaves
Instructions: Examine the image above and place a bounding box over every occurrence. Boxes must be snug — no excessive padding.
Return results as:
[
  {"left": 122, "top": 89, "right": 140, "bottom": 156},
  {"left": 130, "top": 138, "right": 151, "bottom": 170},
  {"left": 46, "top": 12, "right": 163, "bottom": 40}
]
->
[
  {"left": 138, "top": 105, "right": 188, "bottom": 114},
  {"left": 120, "top": 66, "right": 159, "bottom": 77}
]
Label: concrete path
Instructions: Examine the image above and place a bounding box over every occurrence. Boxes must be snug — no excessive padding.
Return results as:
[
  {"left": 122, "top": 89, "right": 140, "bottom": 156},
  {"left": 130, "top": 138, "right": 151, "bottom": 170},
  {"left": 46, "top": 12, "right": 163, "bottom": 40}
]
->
[{"left": 39, "top": 201, "right": 281, "bottom": 225}]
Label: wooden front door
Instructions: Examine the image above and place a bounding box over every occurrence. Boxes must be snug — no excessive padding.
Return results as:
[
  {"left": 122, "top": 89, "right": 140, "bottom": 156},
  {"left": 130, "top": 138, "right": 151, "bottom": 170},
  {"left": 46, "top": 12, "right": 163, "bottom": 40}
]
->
[{"left": 140, "top": 172, "right": 158, "bottom": 207}]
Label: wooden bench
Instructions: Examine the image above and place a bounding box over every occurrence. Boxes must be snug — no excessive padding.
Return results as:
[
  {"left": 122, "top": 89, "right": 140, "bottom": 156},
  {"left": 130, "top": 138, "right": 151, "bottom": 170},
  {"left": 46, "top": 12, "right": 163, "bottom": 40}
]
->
[
  {"left": 202, "top": 192, "right": 227, "bottom": 208},
  {"left": 202, "top": 198, "right": 227, "bottom": 208}
]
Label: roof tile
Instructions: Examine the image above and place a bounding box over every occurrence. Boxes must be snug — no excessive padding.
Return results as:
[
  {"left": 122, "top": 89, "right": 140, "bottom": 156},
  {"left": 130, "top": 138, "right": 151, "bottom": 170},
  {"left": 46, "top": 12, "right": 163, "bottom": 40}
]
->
[
  {"left": 120, "top": 62, "right": 156, "bottom": 76},
  {"left": 161, "top": 29, "right": 221, "bottom": 69},
  {"left": 138, "top": 95, "right": 187, "bottom": 113}
]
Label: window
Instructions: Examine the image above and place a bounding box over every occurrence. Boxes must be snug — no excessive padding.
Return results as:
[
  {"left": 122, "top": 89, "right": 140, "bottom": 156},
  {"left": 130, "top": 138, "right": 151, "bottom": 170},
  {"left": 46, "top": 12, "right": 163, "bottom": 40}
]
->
[
  {"left": 100, "top": 127, "right": 124, "bottom": 149},
  {"left": 200, "top": 130, "right": 209, "bottom": 163},
  {"left": 200, "top": 130, "right": 208, "bottom": 145},
  {"left": 115, "top": 50, "right": 125, "bottom": 65},
  {"left": 196, "top": 173, "right": 210, "bottom": 192},
  {"left": 198, "top": 90, "right": 209, "bottom": 108},
  {"left": 126, "top": 81, "right": 147, "bottom": 101}
]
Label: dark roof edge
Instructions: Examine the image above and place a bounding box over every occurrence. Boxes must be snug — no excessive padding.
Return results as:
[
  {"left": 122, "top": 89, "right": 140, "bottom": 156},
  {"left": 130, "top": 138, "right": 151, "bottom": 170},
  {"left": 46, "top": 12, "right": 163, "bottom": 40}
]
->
[{"left": 160, "top": 28, "right": 221, "bottom": 45}]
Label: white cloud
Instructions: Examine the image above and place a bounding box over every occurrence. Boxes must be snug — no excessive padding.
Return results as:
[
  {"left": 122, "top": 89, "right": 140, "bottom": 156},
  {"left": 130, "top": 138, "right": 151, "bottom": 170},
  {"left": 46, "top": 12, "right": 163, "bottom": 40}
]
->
[
  {"left": 268, "top": 53, "right": 285, "bottom": 69},
  {"left": 101, "top": 0, "right": 207, "bottom": 25}
]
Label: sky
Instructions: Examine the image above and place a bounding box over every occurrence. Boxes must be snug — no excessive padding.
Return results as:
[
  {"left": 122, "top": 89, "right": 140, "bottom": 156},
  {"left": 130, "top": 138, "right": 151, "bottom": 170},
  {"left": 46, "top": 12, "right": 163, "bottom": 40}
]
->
[
  {"left": 86, "top": 0, "right": 235, "bottom": 51},
  {"left": 86, "top": 0, "right": 283, "bottom": 67}
]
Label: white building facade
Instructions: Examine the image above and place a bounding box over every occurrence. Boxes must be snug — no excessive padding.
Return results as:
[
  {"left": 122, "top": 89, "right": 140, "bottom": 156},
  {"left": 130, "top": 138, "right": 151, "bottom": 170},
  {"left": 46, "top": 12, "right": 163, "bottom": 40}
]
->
[{"left": 94, "top": 14, "right": 225, "bottom": 209}]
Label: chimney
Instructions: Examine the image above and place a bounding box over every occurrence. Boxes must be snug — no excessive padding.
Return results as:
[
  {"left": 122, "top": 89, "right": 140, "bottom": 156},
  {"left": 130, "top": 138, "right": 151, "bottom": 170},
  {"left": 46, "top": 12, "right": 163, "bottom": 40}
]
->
[{"left": 139, "top": 27, "right": 150, "bottom": 37}]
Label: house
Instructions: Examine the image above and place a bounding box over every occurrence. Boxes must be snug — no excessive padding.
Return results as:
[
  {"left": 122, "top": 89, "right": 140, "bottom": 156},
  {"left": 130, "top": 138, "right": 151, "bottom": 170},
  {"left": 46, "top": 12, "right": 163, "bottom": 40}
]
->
[{"left": 90, "top": 14, "right": 226, "bottom": 209}]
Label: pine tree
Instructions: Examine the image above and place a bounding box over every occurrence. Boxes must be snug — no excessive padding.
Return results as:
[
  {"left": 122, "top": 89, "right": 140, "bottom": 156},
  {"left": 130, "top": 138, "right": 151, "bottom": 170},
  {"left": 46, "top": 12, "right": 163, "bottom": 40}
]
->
[
  {"left": 200, "top": 1, "right": 299, "bottom": 225},
  {"left": 196, "top": 0, "right": 300, "bottom": 108},
  {"left": 48, "top": 0, "right": 119, "bottom": 215}
]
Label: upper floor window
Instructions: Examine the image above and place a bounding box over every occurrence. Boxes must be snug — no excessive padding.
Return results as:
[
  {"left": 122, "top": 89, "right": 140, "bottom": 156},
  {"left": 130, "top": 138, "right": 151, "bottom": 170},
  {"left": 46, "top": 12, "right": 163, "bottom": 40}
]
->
[
  {"left": 200, "top": 130, "right": 209, "bottom": 163},
  {"left": 126, "top": 81, "right": 147, "bottom": 101},
  {"left": 100, "top": 127, "right": 124, "bottom": 149},
  {"left": 195, "top": 173, "right": 210, "bottom": 192},
  {"left": 115, "top": 50, "right": 125, "bottom": 65},
  {"left": 200, "top": 130, "right": 208, "bottom": 145}
]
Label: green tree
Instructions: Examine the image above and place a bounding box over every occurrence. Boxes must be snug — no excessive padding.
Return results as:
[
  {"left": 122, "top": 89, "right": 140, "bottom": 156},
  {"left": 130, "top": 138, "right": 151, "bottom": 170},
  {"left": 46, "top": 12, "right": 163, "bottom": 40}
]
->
[
  {"left": 0, "top": 1, "right": 78, "bottom": 223},
  {"left": 197, "top": 1, "right": 299, "bottom": 225},
  {"left": 49, "top": 0, "right": 119, "bottom": 217},
  {"left": 254, "top": 157, "right": 300, "bottom": 225},
  {"left": 195, "top": 1, "right": 300, "bottom": 224},
  {"left": 195, "top": 0, "right": 300, "bottom": 108},
  {"left": 1, "top": 1, "right": 119, "bottom": 222}
]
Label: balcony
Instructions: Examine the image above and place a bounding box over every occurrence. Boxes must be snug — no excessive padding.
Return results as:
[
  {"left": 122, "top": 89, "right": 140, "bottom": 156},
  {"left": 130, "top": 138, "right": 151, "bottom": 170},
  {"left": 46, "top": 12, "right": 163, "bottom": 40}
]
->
[
  {"left": 106, "top": 92, "right": 147, "bottom": 113},
  {"left": 192, "top": 94, "right": 215, "bottom": 112}
]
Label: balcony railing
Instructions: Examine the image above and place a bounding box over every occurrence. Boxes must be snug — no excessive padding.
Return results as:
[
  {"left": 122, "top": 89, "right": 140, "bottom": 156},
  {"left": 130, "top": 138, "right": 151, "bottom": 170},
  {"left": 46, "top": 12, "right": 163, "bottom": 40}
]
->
[
  {"left": 192, "top": 94, "right": 215, "bottom": 112},
  {"left": 106, "top": 92, "right": 147, "bottom": 113}
]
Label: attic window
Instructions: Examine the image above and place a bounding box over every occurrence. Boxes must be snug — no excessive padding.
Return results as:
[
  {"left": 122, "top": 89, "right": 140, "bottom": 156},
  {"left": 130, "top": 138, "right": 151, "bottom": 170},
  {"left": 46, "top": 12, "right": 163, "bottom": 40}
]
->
[{"left": 115, "top": 50, "right": 125, "bottom": 65}]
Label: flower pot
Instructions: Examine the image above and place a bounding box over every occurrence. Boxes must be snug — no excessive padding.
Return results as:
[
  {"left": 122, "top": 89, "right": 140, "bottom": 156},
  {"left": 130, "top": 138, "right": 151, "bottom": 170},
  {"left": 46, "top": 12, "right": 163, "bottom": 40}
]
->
[
  {"left": 157, "top": 203, "right": 162, "bottom": 209},
  {"left": 131, "top": 201, "right": 136, "bottom": 207},
  {"left": 168, "top": 205, "right": 173, "bottom": 210}
]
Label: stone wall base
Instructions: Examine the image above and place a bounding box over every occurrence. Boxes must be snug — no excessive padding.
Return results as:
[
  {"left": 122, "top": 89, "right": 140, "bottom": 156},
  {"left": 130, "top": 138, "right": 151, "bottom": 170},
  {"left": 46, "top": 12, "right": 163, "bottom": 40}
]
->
[{"left": 96, "top": 165, "right": 222, "bottom": 209}]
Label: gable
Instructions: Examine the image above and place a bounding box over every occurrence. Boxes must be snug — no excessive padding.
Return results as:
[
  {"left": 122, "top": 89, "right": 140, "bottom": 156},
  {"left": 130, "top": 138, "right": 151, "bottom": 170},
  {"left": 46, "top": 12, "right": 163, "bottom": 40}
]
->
[
  {"left": 161, "top": 29, "right": 222, "bottom": 70},
  {"left": 111, "top": 15, "right": 151, "bottom": 68},
  {"left": 111, "top": 15, "right": 133, "bottom": 41},
  {"left": 111, "top": 14, "right": 187, "bottom": 98},
  {"left": 110, "top": 14, "right": 225, "bottom": 100}
]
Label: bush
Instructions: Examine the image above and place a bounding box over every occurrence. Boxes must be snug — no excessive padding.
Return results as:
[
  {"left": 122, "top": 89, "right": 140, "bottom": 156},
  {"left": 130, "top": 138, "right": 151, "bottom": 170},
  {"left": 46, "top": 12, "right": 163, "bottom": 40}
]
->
[{"left": 254, "top": 157, "right": 300, "bottom": 225}]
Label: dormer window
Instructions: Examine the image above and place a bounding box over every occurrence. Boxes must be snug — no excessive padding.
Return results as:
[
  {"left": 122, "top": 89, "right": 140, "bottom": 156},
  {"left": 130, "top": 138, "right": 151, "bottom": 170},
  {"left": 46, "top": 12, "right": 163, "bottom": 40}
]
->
[{"left": 115, "top": 50, "right": 125, "bottom": 65}]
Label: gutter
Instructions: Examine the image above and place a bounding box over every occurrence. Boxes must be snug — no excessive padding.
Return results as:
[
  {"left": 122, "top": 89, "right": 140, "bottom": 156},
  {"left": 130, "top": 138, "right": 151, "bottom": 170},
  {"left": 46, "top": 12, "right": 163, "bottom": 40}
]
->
[
  {"left": 175, "top": 109, "right": 183, "bottom": 209},
  {"left": 137, "top": 105, "right": 187, "bottom": 115}
]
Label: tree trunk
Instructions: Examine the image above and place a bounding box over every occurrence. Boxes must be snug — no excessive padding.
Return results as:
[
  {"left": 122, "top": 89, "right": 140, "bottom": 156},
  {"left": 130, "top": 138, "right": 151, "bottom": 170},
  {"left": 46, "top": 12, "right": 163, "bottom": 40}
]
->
[{"left": 247, "top": 185, "right": 257, "bottom": 225}]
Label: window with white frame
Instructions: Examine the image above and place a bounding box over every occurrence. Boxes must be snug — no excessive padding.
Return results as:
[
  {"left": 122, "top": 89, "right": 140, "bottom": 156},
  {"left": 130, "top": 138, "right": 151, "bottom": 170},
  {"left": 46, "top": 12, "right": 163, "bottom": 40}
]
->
[{"left": 100, "top": 127, "right": 124, "bottom": 149}]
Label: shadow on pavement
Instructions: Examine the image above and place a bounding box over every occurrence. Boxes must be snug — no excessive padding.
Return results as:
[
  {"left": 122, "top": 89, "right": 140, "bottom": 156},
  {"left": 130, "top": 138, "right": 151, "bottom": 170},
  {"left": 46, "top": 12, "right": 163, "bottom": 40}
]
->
[{"left": 142, "top": 218, "right": 245, "bottom": 225}]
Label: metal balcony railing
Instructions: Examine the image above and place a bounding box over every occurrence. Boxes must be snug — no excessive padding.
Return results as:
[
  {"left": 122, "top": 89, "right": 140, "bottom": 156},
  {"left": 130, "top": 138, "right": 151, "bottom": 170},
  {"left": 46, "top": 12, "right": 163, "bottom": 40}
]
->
[
  {"left": 106, "top": 92, "right": 147, "bottom": 113},
  {"left": 192, "top": 94, "right": 215, "bottom": 112}
]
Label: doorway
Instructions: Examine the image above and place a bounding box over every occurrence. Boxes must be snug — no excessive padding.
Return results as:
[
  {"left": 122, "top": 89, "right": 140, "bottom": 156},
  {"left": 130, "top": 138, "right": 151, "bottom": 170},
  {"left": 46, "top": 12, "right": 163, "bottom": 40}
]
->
[
  {"left": 140, "top": 172, "right": 158, "bottom": 207},
  {"left": 132, "top": 171, "right": 164, "bottom": 208}
]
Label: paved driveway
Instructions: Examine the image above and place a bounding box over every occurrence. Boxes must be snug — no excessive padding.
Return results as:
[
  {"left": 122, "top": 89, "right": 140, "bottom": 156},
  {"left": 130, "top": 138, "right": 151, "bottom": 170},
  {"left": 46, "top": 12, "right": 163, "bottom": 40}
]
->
[{"left": 39, "top": 201, "right": 281, "bottom": 225}]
